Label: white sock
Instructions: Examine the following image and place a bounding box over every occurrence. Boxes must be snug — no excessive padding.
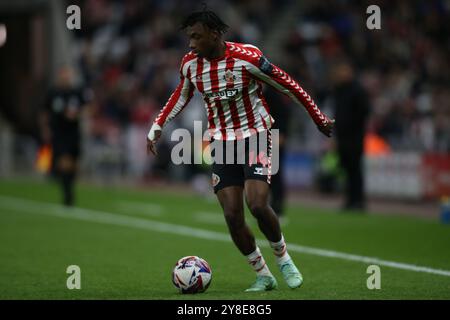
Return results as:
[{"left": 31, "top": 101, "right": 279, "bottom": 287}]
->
[
  {"left": 246, "top": 247, "right": 272, "bottom": 277},
  {"left": 270, "top": 234, "right": 292, "bottom": 265}
]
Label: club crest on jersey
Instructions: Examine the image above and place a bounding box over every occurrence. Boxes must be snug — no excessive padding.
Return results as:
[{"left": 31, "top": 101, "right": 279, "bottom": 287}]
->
[{"left": 223, "top": 70, "right": 236, "bottom": 84}]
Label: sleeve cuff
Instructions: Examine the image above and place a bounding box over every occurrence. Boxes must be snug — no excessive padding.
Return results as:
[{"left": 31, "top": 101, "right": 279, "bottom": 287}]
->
[{"left": 147, "top": 123, "right": 162, "bottom": 141}]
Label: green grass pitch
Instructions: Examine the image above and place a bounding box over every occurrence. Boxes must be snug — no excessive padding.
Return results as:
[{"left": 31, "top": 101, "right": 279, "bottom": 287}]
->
[{"left": 0, "top": 178, "right": 449, "bottom": 299}]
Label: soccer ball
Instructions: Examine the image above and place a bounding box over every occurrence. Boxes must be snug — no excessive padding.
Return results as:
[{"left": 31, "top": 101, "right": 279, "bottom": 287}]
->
[{"left": 172, "top": 256, "right": 212, "bottom": 294}]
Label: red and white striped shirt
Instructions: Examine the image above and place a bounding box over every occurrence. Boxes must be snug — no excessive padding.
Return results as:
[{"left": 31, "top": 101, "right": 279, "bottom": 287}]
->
[{"left": 153, "top": 41, "right": 329, "bottom": 140}]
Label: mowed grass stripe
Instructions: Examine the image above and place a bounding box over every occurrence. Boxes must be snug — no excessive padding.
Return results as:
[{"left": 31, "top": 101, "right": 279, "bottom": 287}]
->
[{"left": 1, "top": 194, "right": 450, "bottom": 278}]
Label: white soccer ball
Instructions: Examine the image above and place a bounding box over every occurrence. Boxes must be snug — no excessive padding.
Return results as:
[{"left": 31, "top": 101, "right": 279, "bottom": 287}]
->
[{"left": 172, "top": 256, "right": 212, "bottom": 294}]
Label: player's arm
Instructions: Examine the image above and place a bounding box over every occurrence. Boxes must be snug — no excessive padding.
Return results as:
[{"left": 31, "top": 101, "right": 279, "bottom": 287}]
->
[
  {"left": 245, "top": 52, "right": 334, "bottom": 137},
  {"left": 147, "top": 64, "right": 195, "bottom": 156}
]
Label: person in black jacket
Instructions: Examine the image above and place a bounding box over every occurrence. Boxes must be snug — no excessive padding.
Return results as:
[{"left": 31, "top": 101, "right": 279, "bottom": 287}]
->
[
  {"left": 331, "top": 60, "right": 370, "bottom": 211},
  {"left": 40, "top": 66, "right": 89, "bottom": 206}
]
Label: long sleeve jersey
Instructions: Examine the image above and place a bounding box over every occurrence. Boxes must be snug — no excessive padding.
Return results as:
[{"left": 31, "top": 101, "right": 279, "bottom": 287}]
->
[{"left": 153, "top": 41, "right": 329, "bottom": 140}]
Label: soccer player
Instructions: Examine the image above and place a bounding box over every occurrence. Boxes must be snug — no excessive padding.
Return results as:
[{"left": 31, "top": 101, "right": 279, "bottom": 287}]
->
[{"left": 147, "top": 11, "right": 334, "bottom": 291}]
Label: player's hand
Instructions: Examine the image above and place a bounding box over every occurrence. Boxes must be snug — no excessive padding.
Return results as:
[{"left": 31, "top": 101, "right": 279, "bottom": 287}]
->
[
  {"left": 317, "top": 117, "right": 335, "bottom": 138},
  {"left": 147, "top": 129, "right": 161, "bottom": 156}
]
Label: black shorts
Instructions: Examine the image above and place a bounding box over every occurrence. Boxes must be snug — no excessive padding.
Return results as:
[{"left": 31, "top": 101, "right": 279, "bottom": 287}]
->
[
  {"left": 211, "top": 130, "right": 273, "bottom": 193},
  {"left": 52, "top": 136, "right": 80, "bottom": 159}
]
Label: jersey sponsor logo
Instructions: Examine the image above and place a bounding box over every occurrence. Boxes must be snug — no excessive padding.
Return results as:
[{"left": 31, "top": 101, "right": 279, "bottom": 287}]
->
[
  {"left": 259, "top": 56, "right": 273, "bottom": 75},
  {"left": 204, "top": 89, "right": 239, "bottom": 99},
  {"left": 212, "top": 173, "right": 220, "bottom": 187}
]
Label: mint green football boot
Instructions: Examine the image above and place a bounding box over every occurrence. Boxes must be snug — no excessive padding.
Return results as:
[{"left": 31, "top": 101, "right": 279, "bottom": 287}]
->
[
  {"left": 245, "top": 275, "right": 278, "bottom": 292},
  {"left": 279, "top": 259, "right": 303, "bottom": 289}
]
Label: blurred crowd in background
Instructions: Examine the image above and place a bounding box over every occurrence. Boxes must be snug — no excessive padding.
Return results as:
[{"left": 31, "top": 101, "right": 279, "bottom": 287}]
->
[
  {"left": 71, "top": 0, "right": 448, "bottom": 162},
  {"left": 62, "top": 0, "right": 449, "bottom": 182},
  {"left": 283, "top": 0, "right": 450, "bottom": 153},
  {"left": 0, "top": 0, "right": 449, "bottom": 198}
]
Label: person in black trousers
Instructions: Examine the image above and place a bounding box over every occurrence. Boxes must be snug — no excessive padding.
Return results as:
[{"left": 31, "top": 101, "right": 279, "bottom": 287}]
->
[
  {"left": 40, "top": 66, "right": 89, "bottom": 206},
  {"left": 331, "top": 60, "right": 370, "bottom": 211}
]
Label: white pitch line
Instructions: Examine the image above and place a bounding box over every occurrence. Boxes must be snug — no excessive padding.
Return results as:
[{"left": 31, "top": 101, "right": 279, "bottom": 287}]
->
[
  {"left": 117, "top": 201, "right": 163, "bottom": 217},
  {"left": 195, "top": 212, "right": 257, "bottom": 227},
  {"left": 194, "top": 212, "right": 225, "bottom": 225},
  {"left": 1, "top": 195, "right": 450, "bottom": 278}
]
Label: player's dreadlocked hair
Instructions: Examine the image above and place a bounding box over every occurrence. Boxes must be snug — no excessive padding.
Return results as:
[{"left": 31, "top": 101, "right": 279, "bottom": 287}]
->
[{"left": 180, "top": 6, "right": 229, "bottom": 35}]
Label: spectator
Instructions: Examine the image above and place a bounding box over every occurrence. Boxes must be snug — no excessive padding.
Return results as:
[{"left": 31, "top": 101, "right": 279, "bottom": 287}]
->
[{"left": 330, "top": 59, "right": 370, "bottom": 211}]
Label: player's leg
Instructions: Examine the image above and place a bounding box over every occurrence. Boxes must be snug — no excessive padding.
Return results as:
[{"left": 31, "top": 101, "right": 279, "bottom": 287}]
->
[
  {"left": 244, "top": 180, "right": 281, "bottom": 242},
  {"left": 212, "top": 136, "right": 278, "bottom": 292},
  {"left": 211, "top": 139, "right": 258, "bottom": 255},
  {"left": 216, "top": 186, "right": 277, "bottom": 292},
  {"left": 244, "top": 130, "right": 303, "bottom": 289},
  {"left": 244, "top": 180, "right": 303, "bottom": 289},
  {"left": 216, "top": 186, "right": 254, "bottom": 255},
  {"left": 243, "top": 130, "right": 282, "bottom": 242}
]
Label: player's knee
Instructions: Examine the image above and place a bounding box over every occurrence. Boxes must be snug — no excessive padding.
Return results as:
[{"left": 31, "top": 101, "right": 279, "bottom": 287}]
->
[
  {"left": 247, "top": 202, "right": 268, "bottom": 219},
  {"left": 223, "top": 207, "right": 245, "bottom": 230}
]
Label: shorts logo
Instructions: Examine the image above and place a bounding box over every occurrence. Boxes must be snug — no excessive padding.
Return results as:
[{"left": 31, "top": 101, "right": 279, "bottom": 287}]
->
[
  {"left": 254, "top": 167, "right": 264, "bottom": 175},
  {"left": 212, "top": 173, "right": 220, "bottom": 187}
]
